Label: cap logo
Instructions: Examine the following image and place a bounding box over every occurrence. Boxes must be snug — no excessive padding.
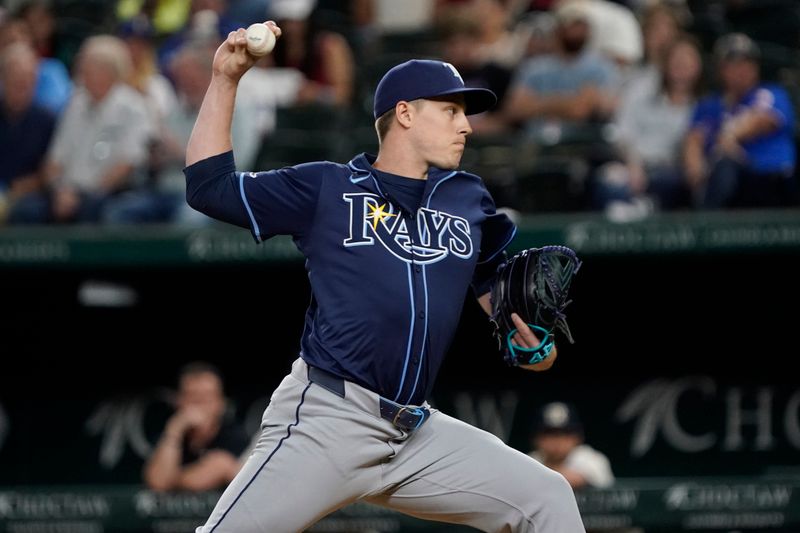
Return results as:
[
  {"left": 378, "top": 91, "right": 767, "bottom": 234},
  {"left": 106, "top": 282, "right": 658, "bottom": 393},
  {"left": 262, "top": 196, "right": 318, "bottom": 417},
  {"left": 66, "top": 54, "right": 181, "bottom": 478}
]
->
[
  {"left": 443, "top": 62, "right": 464, "bottom": 84},
  {"left": 544, "top": 402, "right": 570, "bottom": 427}
]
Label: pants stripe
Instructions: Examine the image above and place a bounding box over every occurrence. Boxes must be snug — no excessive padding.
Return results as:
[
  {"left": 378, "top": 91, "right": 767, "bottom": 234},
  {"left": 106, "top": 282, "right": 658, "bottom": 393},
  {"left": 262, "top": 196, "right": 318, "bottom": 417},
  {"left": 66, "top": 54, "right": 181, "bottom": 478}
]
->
[{"left": 208, "top": 382, "right": 311, "bottom": 532}]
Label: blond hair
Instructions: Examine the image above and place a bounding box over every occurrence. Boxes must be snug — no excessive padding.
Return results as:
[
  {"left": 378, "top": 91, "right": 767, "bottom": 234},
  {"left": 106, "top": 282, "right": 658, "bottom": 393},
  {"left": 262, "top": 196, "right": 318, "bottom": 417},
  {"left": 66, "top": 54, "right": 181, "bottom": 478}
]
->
[{"left": 77, "top": 34, "right": 132, "bottom": 81}]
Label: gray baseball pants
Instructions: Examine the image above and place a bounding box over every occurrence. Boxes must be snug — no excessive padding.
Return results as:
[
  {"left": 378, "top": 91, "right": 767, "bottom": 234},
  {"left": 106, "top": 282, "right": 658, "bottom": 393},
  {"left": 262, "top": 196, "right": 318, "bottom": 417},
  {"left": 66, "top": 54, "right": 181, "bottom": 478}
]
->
[{"left": 196, "top": 358, "right": 585, "bottom": 533}]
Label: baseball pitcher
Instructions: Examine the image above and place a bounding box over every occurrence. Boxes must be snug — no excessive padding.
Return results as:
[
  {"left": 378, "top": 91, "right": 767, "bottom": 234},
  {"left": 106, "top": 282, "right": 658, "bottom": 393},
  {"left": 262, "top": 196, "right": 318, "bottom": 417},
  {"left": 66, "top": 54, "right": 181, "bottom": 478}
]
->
[{"left": 183, "top": 21, "right": 585, "bottom": 533}]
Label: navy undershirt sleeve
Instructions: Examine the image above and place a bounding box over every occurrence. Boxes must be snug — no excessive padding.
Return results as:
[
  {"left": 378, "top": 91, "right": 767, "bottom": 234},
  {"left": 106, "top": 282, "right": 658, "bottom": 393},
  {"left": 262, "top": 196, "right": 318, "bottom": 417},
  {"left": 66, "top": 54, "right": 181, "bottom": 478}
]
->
[{"left": 183, "top": 151, "right": 250, "bottom": 229}]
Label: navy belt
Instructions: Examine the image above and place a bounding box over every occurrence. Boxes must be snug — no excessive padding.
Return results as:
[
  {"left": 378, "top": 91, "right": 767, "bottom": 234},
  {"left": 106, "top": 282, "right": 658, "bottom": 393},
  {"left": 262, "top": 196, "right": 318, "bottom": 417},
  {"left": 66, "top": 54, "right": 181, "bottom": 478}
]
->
[{"left": 308, "top": 365, "right": 429, "bottom": 432}]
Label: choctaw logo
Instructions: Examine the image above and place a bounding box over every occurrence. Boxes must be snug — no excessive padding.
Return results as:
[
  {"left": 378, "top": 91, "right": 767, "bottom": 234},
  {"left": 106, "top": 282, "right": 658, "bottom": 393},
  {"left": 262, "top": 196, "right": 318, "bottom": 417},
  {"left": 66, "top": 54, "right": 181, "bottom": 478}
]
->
[{"left": 342, "top": 193, "right": 472, "bottom": 264}]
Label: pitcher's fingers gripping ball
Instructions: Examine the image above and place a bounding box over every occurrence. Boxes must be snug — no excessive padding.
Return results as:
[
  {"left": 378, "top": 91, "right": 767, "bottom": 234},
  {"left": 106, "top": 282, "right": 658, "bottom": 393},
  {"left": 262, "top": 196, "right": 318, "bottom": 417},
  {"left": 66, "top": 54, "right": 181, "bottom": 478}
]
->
[
  {"left": 490, "top": 246, "right": 582, "bottom": 366},
  {"left": 245, "top": 22, "right": 276, "bottom": 56}
]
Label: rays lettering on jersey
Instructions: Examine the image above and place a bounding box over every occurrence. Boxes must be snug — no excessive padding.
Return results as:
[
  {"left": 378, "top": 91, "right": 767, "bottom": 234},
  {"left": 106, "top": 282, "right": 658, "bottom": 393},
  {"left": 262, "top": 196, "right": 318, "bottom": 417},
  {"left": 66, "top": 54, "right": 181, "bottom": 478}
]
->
[{"left": 343, "top": 193, "right": 472, "bottom": 264}]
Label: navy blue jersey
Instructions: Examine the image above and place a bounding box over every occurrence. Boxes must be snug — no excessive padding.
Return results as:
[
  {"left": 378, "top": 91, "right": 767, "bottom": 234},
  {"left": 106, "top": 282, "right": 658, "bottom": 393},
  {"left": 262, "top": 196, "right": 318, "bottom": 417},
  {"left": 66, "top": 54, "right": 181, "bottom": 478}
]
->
[{"left": 185, "top": 151, "right": 515, "bottom": 405}]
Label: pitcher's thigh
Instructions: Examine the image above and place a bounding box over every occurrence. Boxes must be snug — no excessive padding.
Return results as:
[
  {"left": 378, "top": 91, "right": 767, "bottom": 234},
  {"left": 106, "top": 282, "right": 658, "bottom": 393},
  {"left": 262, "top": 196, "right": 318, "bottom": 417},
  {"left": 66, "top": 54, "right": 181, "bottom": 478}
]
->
[{"left": 372, "top": 413, "right": 585, "bottom": 533}]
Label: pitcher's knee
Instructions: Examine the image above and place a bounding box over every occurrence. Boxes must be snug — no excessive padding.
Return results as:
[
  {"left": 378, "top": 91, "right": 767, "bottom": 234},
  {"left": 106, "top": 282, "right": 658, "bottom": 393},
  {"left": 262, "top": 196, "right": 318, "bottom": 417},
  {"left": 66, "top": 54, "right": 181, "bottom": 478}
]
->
[
  {"left": 542, "top": 467, "right": 576, "bottom": 502},
  {"left": 515, "top": 468, "right": 582, "bottom": 532}
]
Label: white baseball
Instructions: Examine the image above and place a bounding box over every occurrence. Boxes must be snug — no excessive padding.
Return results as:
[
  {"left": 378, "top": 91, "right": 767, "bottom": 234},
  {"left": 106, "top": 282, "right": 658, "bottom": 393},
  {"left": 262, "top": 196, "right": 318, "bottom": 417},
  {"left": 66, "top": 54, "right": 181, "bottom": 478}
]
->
[{"left": 245, "top": 23, "right": 275, "bottom": 56}]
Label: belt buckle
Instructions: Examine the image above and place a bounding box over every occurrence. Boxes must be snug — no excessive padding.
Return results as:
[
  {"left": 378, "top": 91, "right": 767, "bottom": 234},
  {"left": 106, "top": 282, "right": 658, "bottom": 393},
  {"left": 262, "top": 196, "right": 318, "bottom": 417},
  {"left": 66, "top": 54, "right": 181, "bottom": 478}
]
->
[
  {"left": 392, "top": 405, "right": 426, "bottom": 431},
  {"left": 392, "top": 406, "right": 409, "bottom": 427}
]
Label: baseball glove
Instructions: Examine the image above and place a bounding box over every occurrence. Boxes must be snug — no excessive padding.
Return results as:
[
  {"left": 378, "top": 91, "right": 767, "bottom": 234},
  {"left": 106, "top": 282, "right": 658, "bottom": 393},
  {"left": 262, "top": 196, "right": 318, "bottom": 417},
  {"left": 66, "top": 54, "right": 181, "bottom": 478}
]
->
[{"left": 490, "top": 246, "right": 582, "bottom": 366}]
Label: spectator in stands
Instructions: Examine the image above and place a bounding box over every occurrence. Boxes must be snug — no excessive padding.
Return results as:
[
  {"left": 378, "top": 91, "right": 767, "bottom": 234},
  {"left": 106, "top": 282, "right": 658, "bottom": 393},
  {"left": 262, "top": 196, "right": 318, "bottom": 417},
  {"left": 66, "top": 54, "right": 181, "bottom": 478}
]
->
[
  {"left": 516, "top": 0, "right": 644, "bottom": 70},
  {"left": 627, "top": 2, "right": 687, "bottom": 94},
  {"left": 528, "top": 401, "right": 614, "bottom": 489},
  {"left": 270, "top": 0, "right": 356, "bottom": 108},
  {"left": 11, "top": 35, "right": 152, "bottom": 224},
  {"left": 519, "top": 10, "right": 558, "bottom": 60},
  {"left": 119, "top": 16, "right": 178, "bottom": 128},
  {"left": 107, "top": 41, "right": 290, "bottom": 223},
  {"left": 16, "top": 1, "right": 56, "bottom": 59},
  {"left": 438, "top": 1, "right": 544, "bottom": 135},
  {"left": 437, "top": 6, "right": 513, "bottom": 109},
  {"left": 580, "top": 0, "right": 643, "bottom": 70},
  {"left": 0, "top": 43, "right": 55, "bottom": 224},
  {"left": 683, "top": 33, "right": 797, "bottom": 209},
  {"left": 469, "top": 0, "right": 532, "bottom": 70},
  {"left": 144, "top": 362, "right": 249, "bottom": 492},
  {"left": 0, "top": 16, "right": 71, "bottom": 115},
  {"left": 594, "top": 34, "right": 702, "bottom": 214},
  {"left": 314, "top": 0, "right": 379, "bottom": 60},
  {"left": 502, "top": 0, "right": 618, "bottom": 141},
  {"left": 102, "top": 43, "right": 213, "bottom": 224},
  {"left": 375, "top": 0, "right": 435, "bottom": 35}
]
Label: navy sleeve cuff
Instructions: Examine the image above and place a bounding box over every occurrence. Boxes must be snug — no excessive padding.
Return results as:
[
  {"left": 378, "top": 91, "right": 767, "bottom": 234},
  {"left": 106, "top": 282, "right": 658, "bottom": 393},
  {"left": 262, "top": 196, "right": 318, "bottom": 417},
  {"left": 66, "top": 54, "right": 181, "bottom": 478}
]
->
[
  {"left": 183, "top": 150, "right": 236, "bottom": 182},
  {"left": 183, "top": 150, "right": 253, "bottom": 232}
]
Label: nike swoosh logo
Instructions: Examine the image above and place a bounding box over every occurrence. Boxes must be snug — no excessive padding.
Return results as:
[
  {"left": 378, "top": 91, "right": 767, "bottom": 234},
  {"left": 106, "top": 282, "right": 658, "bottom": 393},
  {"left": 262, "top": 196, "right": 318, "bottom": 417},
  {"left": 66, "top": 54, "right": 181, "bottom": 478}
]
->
[{"left": 349, "top": 174, "right": 369, "bottom": 183}]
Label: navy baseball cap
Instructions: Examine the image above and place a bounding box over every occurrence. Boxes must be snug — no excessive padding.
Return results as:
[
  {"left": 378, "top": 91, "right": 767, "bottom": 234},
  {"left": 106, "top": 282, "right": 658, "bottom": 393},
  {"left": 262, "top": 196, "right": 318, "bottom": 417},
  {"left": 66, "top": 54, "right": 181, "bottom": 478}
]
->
[
  {"left": 714, "top": 33, "right": 761, "bottom": 62},
  {"left": 373, "top": 59, "right": 497, "bottom": 119},
  {"left": 532, "top": 402, "right": 584, "bottom": 436}
]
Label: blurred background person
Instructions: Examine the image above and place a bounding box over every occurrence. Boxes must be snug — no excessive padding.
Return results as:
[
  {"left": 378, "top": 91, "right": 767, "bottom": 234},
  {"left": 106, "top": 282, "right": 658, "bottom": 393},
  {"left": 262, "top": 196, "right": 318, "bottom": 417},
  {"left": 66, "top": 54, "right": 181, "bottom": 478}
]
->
[
  {"left": 0, "top": 42, "right": 55, "bottom": 224},
  {"left": 593, "top": 34, "right": 703, "bottom": 214},
  {"left": 119, "top": 16, "right": 178, "bottom": 129},
  {"left": 518, "top": 9, "right": 558, "bottom": 59},
  {"left": 235, "top": 45, "right": 304, "bottom": 150},
  {"left": 0, "top": 14, "right": 72, "bottom": 115},
  {"left": 579, "top": 0, "right": 643, "bottom": 73},
  {"left": 437, "top": 6, "right": 514, "bottom": 111},
  {"left": 11, "top": 35, "right": 152, "bottom": 224},
  {"left": 15, "top": 0, "right": 56, "bottom": 59},
  {"left": 107, "top": 40, "right": 294, "bottom": 224},
  {"left": 144, "top": 362, "right": 249, "bottom": 492},
  {"left": 502, "top": 1, "right": 618, "bottom": 141},
  {"left": 469, "top": 0, "right": 532, "bottom": 70},
  {"left": 104, "top": 42, "right": 213, "bottom": 224},
  {"left": 627, "top": 2, "right": 688, "bottom": 94},
  {"left": 270, "top": 0, "right": 356, "bottom": 108},
  {"left": 375, "top": 0, "right": 435, "bottom": 35},
  {"left": 683, "top": 33, "right": 797, "bottom": 209},
  {"left": 319, "top": 0, "right": 380, "bottom": 62},
  {"left": 528, "top": 401, "right": 614, "bottom": 490}
]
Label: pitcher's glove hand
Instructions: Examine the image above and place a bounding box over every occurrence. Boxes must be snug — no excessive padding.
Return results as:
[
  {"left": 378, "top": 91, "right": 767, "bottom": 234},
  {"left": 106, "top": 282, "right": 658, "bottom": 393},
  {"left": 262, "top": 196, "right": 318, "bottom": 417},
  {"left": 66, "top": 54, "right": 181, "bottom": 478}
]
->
[{"left": 490, "top": 246, "right": 582, "bottom": 366}]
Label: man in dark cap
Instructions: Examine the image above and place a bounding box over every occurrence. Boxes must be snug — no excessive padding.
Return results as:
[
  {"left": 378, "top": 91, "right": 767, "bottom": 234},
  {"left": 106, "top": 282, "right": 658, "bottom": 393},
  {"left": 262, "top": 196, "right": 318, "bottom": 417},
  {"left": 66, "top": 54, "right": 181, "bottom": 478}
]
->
[
  {"left": 529, "top": 401, "right": 614, "bottom": 489},
  {"left": 684, "top": 32, "right": 797, "bottom": 208}
]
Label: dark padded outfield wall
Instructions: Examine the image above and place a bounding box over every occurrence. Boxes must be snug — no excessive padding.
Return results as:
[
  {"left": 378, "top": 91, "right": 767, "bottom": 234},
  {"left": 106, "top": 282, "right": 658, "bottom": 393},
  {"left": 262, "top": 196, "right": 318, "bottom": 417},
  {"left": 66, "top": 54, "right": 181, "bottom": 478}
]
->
[{"left": 1, "top": 215, "right": 799, "bottom": 485}]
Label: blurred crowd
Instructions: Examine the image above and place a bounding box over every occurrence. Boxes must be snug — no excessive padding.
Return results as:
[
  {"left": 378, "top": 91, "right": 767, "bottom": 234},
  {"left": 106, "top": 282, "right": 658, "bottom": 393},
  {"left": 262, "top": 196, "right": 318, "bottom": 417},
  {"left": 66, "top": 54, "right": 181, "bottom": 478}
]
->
[{"left": 0, "top": 0, "right": 798, "bottom": 226}]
